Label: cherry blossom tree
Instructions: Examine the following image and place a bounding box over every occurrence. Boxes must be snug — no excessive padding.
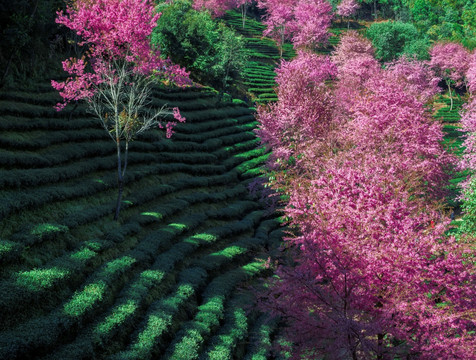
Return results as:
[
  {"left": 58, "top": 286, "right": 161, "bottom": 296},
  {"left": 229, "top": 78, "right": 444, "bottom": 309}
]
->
[
  {"left": 192, "top": 0, "right": 236, "bottom": 18},
  {"left": 52, "top": 0, "right": 191, "bottom": 220},
  {"left": 332, "top": 31, "right": 379, "bottom": 111},
  {"left": 385, "top": 55, "right": 440, "bottom": 104},
  {"left": 256, "top": 50, "right": 336, "bottom": 163},
  {"left": 336, "top": 0, "right": 360, "bottom": 28},
  {"left": 467, "top": 50, "right": 476, "bottom": 96},
  {"left": 256, "top": 37, "right": 475, "bottom": 359},
  {"left": 459, "top": 54, "right": 476, "bottom": 193},
  {"left": 429, "top": 42, "right": 470, "bottom": 110},
  {"left": 291, "top": 0, "right": 333, "bottom": 49},
  {"left": 258, "top": 0, "right": 295, "bottom": 57},
  {"left": 258, "top": 0, "right": 333, "bottom": 55}
]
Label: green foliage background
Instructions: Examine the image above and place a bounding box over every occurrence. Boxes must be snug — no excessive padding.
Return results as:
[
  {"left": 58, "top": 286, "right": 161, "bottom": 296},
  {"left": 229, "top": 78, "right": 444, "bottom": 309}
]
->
[{"left": 152, "top": 0, "right": 248, "bottom": 93}]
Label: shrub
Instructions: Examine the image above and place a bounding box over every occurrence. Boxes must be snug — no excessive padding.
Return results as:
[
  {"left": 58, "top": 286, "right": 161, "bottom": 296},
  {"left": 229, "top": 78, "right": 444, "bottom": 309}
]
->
[
  {"left": 152, "top": 0, "right": 248, "bottom": 93},
  {"left": 366, "top": 21, "right": 420, "bottom": 61}
]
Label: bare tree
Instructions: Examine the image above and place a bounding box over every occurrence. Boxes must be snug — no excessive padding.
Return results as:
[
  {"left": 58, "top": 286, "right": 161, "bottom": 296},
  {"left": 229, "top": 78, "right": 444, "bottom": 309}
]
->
[{"left": 88, "top": 58, "right": 177, "bottom": 220}]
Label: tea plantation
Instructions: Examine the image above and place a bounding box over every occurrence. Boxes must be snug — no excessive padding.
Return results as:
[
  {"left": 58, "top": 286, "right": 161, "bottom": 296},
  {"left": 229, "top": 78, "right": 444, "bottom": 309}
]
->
[
  {"left": 0, "top": 9, "right": 356, "bottom": 359},
  {"left": 0, "top": 71, "right": 290, "bottom": 359},
  {"left": 3, "top": 5, "right": 465, "bottom": 358}
]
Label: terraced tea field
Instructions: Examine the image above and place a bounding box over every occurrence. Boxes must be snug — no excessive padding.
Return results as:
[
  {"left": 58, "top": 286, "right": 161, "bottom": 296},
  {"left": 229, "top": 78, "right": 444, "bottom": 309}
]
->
[
  {"left": 0, "top": 83, "right": 284, "bottom": 359},
  {"left": 223, "top": 11, "right": 295, "bottom": 104},
  {"left": 224, "top": 11, "right": 349, "bottom": 105},
  {"left": 434, "top": 94, "right": 468, "bottom": 211}
]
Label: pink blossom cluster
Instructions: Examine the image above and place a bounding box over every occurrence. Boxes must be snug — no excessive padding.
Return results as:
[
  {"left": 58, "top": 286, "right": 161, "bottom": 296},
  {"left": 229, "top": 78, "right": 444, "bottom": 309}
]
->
[
  {"left": 429, "top": 42, "right": 471, "bottom": 89},
  {"left": 385, "top": 55, "right": 441, "bottom": 103},
  {"left": 258, "top": 0, "right": 333, "bottom": 49},
  {"left": 256, "top": 50, "right": 336, "bottom": 161},
  {"left": 336, "top": 0, "right": 359, "bottom": 17},
  {"left": 192, "top": 0, "right": 239, "bottom": 18},
  {"left": 52, "top": 0, "right": 191, "bottom": 111},
  {"left": 459, "top": 51, "right": 476, "bottom": 182},
  {"left": 332, "top": 31, "right": 380, "bottom": 110},
  {"left": 256, "top": 34, "right": 475, "bottom": 359},
  {"left": 161, "top": 106, "right": 187, "bottom": 138},
  {"left": 467, "top": 51, "right": 476, "bottom": 94},
  {"left": 51, "top": 57, "right": 101, "bottom": 111}
]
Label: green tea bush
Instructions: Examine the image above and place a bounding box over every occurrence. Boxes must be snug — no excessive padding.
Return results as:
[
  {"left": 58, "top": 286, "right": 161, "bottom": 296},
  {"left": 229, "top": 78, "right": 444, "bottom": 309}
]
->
[
  {"left": 200, "top": 294, "right": 250, "bottom": 360},
  {"left": 243, "top": 315, "right": 278, "bottom": 360},
  {"left": 165, "top": 262, "right": 264, "bottom": 360},
  {"left": 110, "top": 267, "right": 208, "bottom": 360},
  {"left": 0, "top": 128, "right": 106, "bottom": 150},
  {"left": 0, "top": 115, "right": 97, "bottom": 131},
  {"left": 366, "top": 21, "right": 422, "bottom": 61},
  {"left": 152, "top": 0, "right": 247, "bottom": 93}
]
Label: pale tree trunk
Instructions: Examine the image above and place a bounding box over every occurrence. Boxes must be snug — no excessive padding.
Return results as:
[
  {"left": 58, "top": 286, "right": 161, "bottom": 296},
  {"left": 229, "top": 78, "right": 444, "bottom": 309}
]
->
[
  {"left": 374, "top": 0, "right": 377, "bottom": 20},
  {"left": 241, "top": 4, "right": 247, "bottom": 29},
  {"left": 279, "top": 26, "right": 285, "bottom": 58},
  {"left": 447, "top": 80, "right": 454, "bottom": 111}
]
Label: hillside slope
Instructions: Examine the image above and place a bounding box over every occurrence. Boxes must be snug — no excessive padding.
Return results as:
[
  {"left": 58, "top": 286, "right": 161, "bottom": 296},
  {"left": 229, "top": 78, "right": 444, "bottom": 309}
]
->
[{"left": 0, "top": 82, "right": 284, "bottom": 359}]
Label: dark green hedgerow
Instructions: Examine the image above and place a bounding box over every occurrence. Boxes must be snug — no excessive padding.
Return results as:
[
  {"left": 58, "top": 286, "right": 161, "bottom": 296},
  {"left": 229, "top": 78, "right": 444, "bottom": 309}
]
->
[
  {"left": 181, "top": 107, "right": 253, "bottom": 123},
  {"left": 0, "top": 208, "right": 265, "bottom": 360},
  {"left": 0, "top": 115, "right": 98, "bottom": 131},
  {"left": 243, "top": 315, "right": 279, "bottom": 360},
  {"left": 222, "top": 147, "right": 267, "bottom": 171},
  {"left": 0, "top": 185, "right": 251, "bottom": 326},
  {"left": 45, "top": 213, "right": 277, "bottom": 360},
  {"left": 199, "top": 293, "right": 252, "bottom": 360},
  {"left": 0, "top": 171, "right": 243, "bottom": 252},
  {"left": 0, "top": 156, "right": 252, "bottom": 220},
  {"left": 0, "top": 211, "right": 211, "bottom": 359},
  {"left": 0, "top": 100, "right": 90, "bottom": 118},
  {"left": 0, "top": 90, "right": 63, "bottom": 106},
  {"left": 0, "top": 184, "right": 253, "bottom": 318},
  {"left": 0, "top": 128, "right": 107, "bottom": 150},
  {"left": 173, "top": 115, "right": 253, "bottom": 134},
  {"left": 173, "top": 124, "right": 257, "bottom": 144},
  {"left": 162, "top": 261, "right": 266, "bottom": 360}
]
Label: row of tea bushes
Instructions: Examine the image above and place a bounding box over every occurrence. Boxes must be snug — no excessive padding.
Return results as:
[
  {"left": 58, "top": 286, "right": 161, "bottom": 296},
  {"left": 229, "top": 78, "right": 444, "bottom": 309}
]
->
[{"left": 0, "top": 78, "right": 282, "bottom": 359}]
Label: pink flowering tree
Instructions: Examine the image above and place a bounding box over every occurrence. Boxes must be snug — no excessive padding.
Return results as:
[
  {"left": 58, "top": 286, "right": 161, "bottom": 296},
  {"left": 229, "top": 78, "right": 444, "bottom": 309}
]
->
[
  {"left": 256, "top": 38, "right": 475, "bottom": 359},
  {"left": 467, "top": 51, "right": 476, "bottom": 96},
  {"left": 291, "top": 0, "right": 333, "bottom": 49},
  {"left": 336, "top": 0, "right": 360, "bottom": 28},
  {"left": 460, "top": 52, "right": 476, "bottom": 178},
  {"left": 256, "top": 50, "right": 336, "bottom": 164},
  {"left": 429, "top": 42, "right": 470, "bottom": 110},
  {"left": 192, "top": 0, "right": 236, "bottom": 18},
  {"left": 261, "top": 157, "right": 474, "bottom": 359},
  {"left": 258, "top": 0, "right": 295, "bottom": 57},
  {"left": 385, "top": 56, "right": 440, "bottom": 104},
  {"left": 258, "top": 0, "right": 332, "bottom": 55},
  {"left": 192, "top": 0, "right": 251, "bottom": 28},
  {"left": 52, "top": 0, "right": 191, "bottom": 220},
  {"left": 459, "top": 55, "right": 476, "bottom": 222},
  {"left": 332, "top": 31, "right": 380, "bottom": 111}
]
